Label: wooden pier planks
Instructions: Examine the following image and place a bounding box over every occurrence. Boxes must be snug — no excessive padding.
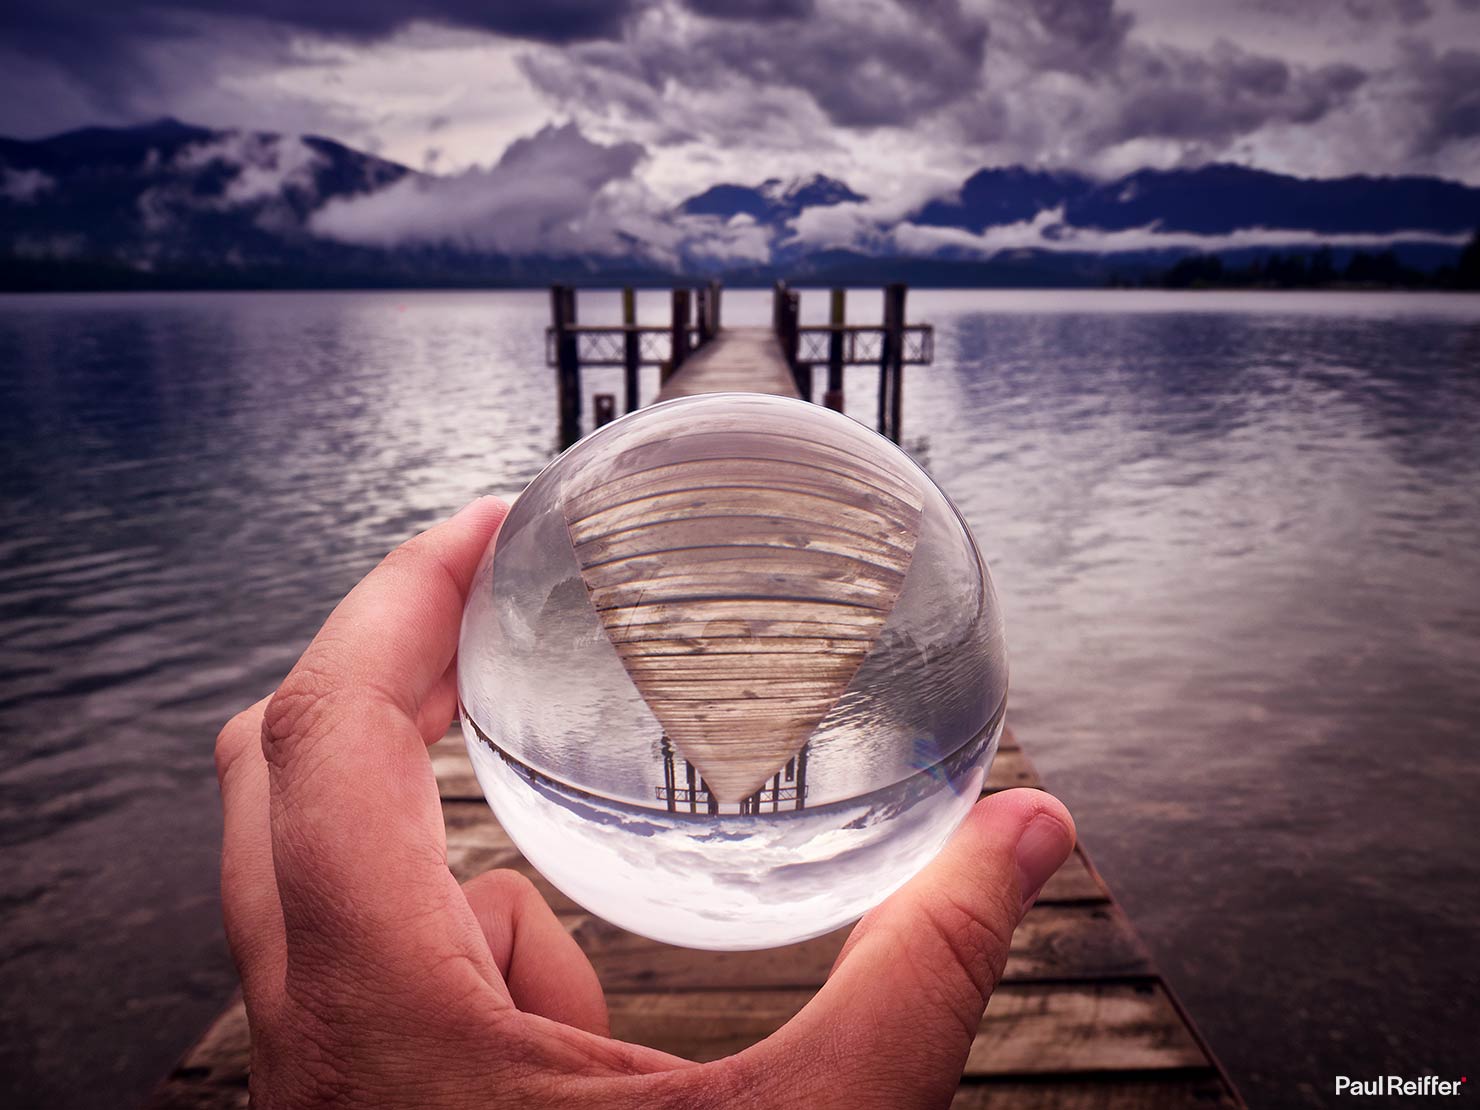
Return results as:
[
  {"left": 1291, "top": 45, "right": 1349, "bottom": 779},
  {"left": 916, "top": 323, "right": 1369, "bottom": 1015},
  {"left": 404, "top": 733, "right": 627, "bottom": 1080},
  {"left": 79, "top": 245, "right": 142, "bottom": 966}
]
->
[
  {"left": 655, "top": 327, "right": 801, "bottom": 401},
  {"left": 562, "top": 396, "right": 927, "bottom": 803},
  {"left": 147, "top": 726, "right": 1239, "bottom": 1109}
]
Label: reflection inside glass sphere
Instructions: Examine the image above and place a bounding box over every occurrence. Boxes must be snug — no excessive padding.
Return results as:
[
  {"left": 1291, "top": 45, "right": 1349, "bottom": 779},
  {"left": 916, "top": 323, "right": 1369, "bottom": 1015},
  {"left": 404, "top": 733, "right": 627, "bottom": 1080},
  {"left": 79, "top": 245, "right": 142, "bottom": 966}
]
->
[{"left": 457, "top": 393, "right": 1006, "bottom": 950}]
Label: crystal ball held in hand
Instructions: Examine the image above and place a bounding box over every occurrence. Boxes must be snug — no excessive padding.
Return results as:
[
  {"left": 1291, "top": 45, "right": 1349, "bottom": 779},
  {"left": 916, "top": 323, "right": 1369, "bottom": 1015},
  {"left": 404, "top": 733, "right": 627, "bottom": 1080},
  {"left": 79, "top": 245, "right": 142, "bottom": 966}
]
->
[{"left": 457, "top": 394, "right": 1006, "bottom": 950}]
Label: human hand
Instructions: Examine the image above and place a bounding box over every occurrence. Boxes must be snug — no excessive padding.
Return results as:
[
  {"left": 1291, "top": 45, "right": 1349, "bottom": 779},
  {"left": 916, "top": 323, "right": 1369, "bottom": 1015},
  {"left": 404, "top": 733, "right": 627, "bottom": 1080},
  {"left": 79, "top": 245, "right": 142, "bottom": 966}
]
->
[{"left": 215, "top": 498, "right": 1076, "bottom": 1109}]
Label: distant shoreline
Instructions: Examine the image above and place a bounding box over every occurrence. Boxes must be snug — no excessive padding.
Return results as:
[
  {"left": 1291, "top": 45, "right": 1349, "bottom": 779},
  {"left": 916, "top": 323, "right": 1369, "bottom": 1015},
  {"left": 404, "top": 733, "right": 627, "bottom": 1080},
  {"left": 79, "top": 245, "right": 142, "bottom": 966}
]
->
[{"left": 4, "top": 240, "right": 1477, "bottom": 295}]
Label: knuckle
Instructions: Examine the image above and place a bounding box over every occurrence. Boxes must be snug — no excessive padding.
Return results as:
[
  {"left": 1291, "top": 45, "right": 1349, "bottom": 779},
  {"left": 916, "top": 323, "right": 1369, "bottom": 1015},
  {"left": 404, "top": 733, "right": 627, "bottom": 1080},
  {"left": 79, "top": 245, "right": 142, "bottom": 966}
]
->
[
  {"left": 917, "top": 886, "right": 1017, "bottom": 1012},
  {"left": 215, "top": 707, "right": 260, "bottom": 787},
  {"left": 261, "top": 665, "right": 344, "bottom": 771}
]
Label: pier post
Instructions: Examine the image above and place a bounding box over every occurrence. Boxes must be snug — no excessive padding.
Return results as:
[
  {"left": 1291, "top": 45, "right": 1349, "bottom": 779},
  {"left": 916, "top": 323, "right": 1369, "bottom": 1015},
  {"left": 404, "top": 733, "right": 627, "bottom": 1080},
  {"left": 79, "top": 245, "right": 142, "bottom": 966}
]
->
[
  {"left": 886, "top": 283, "right": 906, "bottom": 443},
  {"left": 594, "top": 393, "right": 616, "bottom": 428},
  {"left": 825, "top": 287, "right": 846, "bottom": 412},
  {"left": 622, "top": 287, "right": 640, "bottom": 413},
  {"left": 552, "top": 284, "right": 581, "bottom": 449},
  {"left": 795, "top": 361, "right": 813, "bottom": 402},
  {"left": 709, "top": 279, "right": 722, "bottom": 334},
  {"left": 785, "top": 288, "right": 801, "bottom": 370},
  {"left": 696, "top": 286, "right": 711, "bottom": 346},
  {"left": 878, "top": 282, "right": 906, "bottom": 442},
  {"left": 671, "top": 288, "right": 691, "bottom": 370}
]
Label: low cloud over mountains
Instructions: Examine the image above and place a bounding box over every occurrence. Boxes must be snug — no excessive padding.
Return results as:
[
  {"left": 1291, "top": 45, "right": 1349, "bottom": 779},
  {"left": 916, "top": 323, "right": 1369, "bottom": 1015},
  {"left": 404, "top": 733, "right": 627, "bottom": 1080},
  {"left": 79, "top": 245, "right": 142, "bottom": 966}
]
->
[{"left": 1, "top": 118, "right": 1476, "bottom": 289}]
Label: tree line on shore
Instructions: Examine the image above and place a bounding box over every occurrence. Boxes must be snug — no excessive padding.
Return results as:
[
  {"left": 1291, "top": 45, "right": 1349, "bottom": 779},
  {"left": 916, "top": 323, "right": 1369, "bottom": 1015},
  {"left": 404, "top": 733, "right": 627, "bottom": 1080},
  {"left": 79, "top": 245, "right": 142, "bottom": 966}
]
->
[{"left": 1143, "top": 230, "right": 1480, "bottom": 290}]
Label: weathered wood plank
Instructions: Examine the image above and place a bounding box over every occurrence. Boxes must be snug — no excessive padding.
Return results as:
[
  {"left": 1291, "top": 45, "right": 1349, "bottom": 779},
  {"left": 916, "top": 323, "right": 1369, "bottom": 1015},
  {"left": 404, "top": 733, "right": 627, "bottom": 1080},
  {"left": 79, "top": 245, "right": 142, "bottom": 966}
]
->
[
  {"left": 146, "top": 1000, "right": 250, "bottom": 1110},
  {"left": 149, "top": 981, "right": 1212, "bottom": 1108},
  {"left": 967, "top": 983, "right": 1211, "bottom": 1076},
  {"left": 565, "top": 451, "right": 923, "bottom": 525},
  {"left": 562, "top": 401, "right": 925, "bottom": 804},
  {"left": 951, "top": 1075, "right": 1237, "bottom": 1109},
  {"left": 982, "top": 747, "right": 1041, "bottom": 793},
  {"left": 568, "top": 486, "right": 918, "bottom": 553},
  {"left": 602, "top": 982, "right": 1208, "bottom": 1074},
  {"left": 655, "top": 327, "right": 799, "bottom": 399},
  {"left": 571, "top": 902, "right": 1152, "bottom": 991}
]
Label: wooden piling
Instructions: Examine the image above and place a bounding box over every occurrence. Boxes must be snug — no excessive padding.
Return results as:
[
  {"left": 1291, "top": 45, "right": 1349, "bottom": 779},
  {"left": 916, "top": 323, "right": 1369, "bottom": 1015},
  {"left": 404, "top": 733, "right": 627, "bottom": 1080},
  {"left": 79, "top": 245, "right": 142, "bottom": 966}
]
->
[
  {"left": 878, "top": 282, "right": 906, "bottom": 442},
  {"left": 671, "top": 288, "right": 692, "bottom": 371},
  {"left": 594, "top": 393, "right": 617, "bottom": 428},
  {"left": 552, "top": 284, "right": 581, "bottom": 449},
  {"left": 708, "top": 279, "right": 723, "bottom": 334},
  {"left": 795, "top": 362, "right": 814, "bottom": 402},
  {"left": 622, "top": 287, "right": 640, "bottom": 413},
  {"left": 696, "top": 286, "right": 711, "bottom": 346},
  {"left": 886, "top": 282, "right": 906, "bottom": 443},
  {"left": 785, "top": 289, "right": 802, "bottom": 391},
  {"left": 825, "top": 288, "right": 845, "bottom": 412}
]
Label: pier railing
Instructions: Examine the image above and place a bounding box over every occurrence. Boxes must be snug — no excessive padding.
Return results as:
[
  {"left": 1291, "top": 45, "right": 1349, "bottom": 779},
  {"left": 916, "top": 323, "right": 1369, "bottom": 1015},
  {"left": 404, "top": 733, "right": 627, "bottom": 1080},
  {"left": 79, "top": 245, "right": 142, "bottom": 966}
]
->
[
  {"left": 547, "top": 279, "right": 933, "bottom": 447},
  {"left": 547, "top": 281, "right": 722, "bottom": 447},
  {"left": 770, "top": 281, "right": 932, "bottom": 443}
]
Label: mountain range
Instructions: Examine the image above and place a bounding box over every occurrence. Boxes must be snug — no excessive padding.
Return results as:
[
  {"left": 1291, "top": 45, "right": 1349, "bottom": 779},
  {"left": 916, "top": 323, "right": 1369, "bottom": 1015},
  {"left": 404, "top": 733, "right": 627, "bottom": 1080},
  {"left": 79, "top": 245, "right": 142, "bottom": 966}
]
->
[{"left": 2, "top": 119, "right": 1477, "bottom": 290}]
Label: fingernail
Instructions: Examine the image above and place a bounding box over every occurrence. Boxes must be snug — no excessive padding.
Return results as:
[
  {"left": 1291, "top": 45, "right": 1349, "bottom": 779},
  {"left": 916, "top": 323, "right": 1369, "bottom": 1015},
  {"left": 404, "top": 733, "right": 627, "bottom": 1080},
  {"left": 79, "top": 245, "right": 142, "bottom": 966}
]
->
[{"left": 1015, "top": 814, "right": 1072, "bottom": 912}]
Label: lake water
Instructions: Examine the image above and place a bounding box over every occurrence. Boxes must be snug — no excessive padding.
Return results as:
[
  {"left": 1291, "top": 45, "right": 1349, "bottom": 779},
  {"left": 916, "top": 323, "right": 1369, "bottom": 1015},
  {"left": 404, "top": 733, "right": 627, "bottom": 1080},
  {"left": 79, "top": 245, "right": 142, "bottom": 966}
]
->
[{"left": 1, "top": 288, "right": 1477, "bottom": 1107}]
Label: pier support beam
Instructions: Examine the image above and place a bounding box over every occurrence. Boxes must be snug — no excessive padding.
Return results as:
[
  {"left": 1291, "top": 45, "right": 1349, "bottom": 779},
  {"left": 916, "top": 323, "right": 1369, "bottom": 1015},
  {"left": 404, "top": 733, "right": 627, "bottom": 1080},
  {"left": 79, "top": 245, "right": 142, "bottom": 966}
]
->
[
  {"left": 553, "top": 284, "right": 581, "bottom": 449},
  {"left": 878, "top": 282, "right": 906, "bottom": 442},
  {"left": 671, "top": 288, "right": 691, "bottom": 371},
  {"left": 696, "top": 286, "right": 711, "bottom": 346},
  {"left": 622, "top": 287, "right": 640, "bottom": 413},
  {"left": 825, "top": 287, "right": 845, "bottom": 412}
]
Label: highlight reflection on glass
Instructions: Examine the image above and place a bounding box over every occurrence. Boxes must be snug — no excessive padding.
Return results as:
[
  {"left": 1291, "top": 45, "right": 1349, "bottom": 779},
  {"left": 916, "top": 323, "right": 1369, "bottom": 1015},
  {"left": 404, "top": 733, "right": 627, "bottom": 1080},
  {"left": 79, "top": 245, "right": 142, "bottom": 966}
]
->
[{"left": 458, "top": 394, "right": 1006, "bottom": 949}]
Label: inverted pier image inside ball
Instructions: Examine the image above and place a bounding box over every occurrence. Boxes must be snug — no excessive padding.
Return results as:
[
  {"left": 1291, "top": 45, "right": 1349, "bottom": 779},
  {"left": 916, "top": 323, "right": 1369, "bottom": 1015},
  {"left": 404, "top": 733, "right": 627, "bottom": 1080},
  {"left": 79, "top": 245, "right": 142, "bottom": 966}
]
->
[{"left": 457, "top": 393, "right": 1007, "bottom": 950}]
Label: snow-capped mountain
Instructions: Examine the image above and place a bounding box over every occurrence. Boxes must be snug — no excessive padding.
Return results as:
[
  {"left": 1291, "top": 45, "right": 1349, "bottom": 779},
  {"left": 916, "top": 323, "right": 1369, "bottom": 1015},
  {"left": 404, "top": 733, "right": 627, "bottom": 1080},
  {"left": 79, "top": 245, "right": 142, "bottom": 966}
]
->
[{"left": 679, "top": 174, "right": 868, "bottom": 228}]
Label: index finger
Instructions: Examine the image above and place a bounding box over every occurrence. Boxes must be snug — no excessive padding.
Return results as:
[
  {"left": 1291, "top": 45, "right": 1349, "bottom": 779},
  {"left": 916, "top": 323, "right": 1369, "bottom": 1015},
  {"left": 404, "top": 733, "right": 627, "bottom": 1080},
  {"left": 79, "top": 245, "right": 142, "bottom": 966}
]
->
[{"left": 262, "top": 498, "right": 507, "bottom": 974}]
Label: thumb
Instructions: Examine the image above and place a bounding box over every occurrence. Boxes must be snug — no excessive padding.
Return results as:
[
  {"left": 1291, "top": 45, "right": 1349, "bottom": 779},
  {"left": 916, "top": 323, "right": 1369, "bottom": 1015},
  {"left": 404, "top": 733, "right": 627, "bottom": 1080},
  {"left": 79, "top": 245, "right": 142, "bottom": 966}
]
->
[{"left": 750, "top": 789, "right": 1075, "bottom": 1108}]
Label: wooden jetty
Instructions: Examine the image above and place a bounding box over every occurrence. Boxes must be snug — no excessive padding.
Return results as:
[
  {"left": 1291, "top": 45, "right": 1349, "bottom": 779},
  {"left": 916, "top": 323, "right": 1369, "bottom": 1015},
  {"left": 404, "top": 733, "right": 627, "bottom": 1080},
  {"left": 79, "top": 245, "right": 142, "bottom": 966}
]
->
[
  {"left": 149, "top": 284, "right": 1241, "bottom": 1108},
  {"left": 546, "top": 281, "right": 932, "bottom": 447}
]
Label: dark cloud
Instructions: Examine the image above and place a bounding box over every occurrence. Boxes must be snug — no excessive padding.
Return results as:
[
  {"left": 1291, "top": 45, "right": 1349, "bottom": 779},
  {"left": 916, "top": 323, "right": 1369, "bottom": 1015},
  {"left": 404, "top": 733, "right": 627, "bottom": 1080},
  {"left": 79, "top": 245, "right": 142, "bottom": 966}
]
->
[
  {"left": 0, "top": 0, "right": 642, "bottom": 49},
  {"left": 1102, "top": 44, "right": 1367, "bottom": 147},
  {"left": 1017, "top": 0, "right": 1135, "bottom": 72},
  {"left": 684, "top": 0, "right": 817, "bottom": 18},
  {"left": 0, "top": 0, "right": 646, "bottom": 137},
  {"left": 524, "top": 0, "right": 1387, "bottom": 177},
  {"left": 1395, "top": 42, "right": 1480, "bottom": 154},
  {"left": 0, "top": 0, "right": 1475, "bottom": 187},
  {"left": 526, "top": 0, "right": 990, "bottom": 131},
  {"left": 1345, "top": 0, "right": 1433, "bottom": 23}
]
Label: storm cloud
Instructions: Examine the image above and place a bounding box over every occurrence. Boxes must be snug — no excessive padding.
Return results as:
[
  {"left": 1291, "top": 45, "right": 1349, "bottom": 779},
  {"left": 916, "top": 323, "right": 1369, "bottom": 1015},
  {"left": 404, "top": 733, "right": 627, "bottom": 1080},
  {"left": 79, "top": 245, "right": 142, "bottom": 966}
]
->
[{"left": 1, "top": 0, "right": 1478, "bottom": 216}]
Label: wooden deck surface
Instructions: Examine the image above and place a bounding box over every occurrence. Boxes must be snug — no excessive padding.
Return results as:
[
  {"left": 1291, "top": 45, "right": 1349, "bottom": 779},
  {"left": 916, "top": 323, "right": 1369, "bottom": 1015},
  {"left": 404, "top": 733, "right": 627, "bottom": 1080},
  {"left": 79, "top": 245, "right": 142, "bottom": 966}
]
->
[
  {"left": 147, "top": 728, "right": 1238, "bottom": 1108},
  {"left": 147, "top": 322, "right": 1240, "bottom": 1108},
  {"left": 656, "top": 327, "right": 801, "bottom": 400}
]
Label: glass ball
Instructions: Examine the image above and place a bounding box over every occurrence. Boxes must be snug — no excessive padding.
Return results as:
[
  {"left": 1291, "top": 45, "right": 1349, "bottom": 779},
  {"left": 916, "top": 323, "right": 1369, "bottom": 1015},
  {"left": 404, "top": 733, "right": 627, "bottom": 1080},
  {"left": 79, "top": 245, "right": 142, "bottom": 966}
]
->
[{"left": 457, "top": 393, "right": 1006, "bottom": 950}]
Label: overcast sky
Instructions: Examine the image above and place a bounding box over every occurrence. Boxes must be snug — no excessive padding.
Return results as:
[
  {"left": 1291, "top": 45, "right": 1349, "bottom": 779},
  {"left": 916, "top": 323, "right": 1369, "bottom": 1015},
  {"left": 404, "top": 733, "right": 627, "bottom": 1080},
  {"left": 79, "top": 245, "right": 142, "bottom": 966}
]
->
[{"left": 3, "top": 0, "right": 1479, "bottom": 205}]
